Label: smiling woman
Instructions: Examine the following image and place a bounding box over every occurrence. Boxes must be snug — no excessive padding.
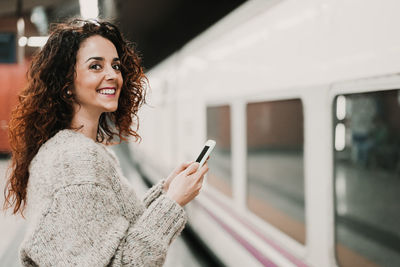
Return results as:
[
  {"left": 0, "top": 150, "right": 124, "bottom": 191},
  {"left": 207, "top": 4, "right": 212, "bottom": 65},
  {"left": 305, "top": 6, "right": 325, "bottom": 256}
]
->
[
  {"left": 4, "top": 19, "right": 147, "bottom": 217},
  {"left": 3, "top": 19, "right": 209, "bottom": 267}
]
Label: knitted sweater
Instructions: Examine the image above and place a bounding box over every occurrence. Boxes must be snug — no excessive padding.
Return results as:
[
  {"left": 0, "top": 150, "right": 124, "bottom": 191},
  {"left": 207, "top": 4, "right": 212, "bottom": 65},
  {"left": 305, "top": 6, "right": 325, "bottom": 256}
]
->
[{"left": 19, "top": 129, "right": 187, "bottom": 267}]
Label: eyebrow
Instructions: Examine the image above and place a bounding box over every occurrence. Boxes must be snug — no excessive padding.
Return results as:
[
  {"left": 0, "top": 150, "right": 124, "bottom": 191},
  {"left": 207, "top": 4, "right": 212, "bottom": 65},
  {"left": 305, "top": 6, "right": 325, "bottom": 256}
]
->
[{"left": 85, "top": 57, "right": 120, "bottom": 63}]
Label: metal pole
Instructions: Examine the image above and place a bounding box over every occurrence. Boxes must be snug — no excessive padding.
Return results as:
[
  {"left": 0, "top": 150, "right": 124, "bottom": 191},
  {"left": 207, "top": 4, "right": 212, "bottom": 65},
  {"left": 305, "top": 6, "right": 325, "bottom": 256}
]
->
[{"left": 16, "top": 0, "right": 25, "bottom": 64}]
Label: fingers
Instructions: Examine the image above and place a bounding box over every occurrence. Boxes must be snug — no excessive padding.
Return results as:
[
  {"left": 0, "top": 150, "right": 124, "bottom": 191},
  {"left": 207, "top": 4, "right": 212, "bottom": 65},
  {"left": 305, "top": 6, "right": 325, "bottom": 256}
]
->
[
  {"left": 197, "top": 173, "right": 205, "bottom": 185},
  {"left": 197, "top": 163, "right": 209, "bottom": 177},
  {"left": 172, "top": 161, "right": 193, "bottom": 175},
  {"left": 185, "top": 162, "right": 200, "bottom": 175},
  {"left": 181, "top": 161, "right": 193, "bottom": 170}
]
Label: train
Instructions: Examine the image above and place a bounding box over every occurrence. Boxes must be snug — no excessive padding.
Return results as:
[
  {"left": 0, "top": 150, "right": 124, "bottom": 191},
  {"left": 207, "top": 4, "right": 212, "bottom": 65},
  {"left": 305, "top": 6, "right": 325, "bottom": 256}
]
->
[{"left": 127, "top": 0, "right": 400, "bottom": 266}]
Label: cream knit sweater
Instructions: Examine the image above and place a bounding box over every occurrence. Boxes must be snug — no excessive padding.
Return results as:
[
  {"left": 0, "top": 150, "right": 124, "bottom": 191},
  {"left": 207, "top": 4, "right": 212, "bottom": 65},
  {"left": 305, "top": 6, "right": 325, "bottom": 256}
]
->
[{"left": 19, "top": 129, "right": 187, "bottom": 267}]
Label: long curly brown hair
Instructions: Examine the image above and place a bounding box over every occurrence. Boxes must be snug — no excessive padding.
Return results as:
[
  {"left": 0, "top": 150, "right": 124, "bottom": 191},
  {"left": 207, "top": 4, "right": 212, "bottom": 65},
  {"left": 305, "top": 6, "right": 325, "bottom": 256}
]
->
[{"left": 3, "top": 19, "right": 147, "bottom": 215}]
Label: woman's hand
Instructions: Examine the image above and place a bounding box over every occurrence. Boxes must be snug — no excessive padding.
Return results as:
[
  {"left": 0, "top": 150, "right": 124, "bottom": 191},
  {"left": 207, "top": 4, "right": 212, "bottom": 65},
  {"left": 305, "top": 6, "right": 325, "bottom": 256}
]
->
[
  {"left": 166, "top": 162, "right": 209, "bottom": 207},
  {"left": 163, "top": 161, "right": 193, "bottom": 192}
]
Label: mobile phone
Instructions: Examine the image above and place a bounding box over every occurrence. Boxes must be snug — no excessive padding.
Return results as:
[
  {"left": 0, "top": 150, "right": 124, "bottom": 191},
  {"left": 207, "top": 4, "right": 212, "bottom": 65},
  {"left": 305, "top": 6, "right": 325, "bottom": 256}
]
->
[{"left": 195, "top": 140, "right": 216, "bottom": 168}]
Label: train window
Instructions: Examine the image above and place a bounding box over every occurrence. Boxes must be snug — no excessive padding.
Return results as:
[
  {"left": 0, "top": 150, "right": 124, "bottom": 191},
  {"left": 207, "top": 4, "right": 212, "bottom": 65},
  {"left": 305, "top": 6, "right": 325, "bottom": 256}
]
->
[
  {"left": 246, "top": 99, "right": 305, "bottom": 244},
  {"left": 206, "top": 105, "right": 232, "bottom": 197},
  {"left": 333, "top": 90, "right": 400, "bottom": 267}
]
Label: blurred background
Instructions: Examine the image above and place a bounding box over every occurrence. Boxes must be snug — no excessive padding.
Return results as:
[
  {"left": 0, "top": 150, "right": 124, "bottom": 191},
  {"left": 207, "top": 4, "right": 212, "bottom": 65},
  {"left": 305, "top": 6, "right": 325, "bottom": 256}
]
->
[
  {"left": 0, "top": 0, "right": 245, "bottom": 68},
  {"left": 1, "top": 0, "right": 400, "bottom": 267}
]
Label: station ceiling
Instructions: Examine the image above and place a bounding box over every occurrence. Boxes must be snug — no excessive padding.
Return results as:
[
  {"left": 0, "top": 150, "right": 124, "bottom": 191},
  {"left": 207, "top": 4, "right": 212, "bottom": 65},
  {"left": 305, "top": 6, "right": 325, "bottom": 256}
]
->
[{"left": 0, "top": 0, "right": 246, "bottom": 69}]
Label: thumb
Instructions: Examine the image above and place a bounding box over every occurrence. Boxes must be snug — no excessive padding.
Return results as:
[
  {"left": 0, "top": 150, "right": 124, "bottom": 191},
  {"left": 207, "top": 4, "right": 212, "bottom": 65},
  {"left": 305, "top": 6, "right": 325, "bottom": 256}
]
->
[
  {"left": 177, "top": 161, "right": 193, "bottom": 172},
  {"left": 185, "top": 162, "right": 200, "bottom": 175}
]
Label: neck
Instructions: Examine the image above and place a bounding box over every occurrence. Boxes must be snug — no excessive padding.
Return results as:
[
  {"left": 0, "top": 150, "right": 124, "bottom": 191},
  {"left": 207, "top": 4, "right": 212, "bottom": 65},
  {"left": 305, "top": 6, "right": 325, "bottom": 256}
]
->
[{"left": 70, "top": 106, "right": 101, "bottom": 142}]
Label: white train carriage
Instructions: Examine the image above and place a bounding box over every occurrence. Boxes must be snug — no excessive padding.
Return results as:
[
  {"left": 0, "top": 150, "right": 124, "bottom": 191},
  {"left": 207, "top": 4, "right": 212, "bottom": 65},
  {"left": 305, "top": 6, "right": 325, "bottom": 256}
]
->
[{"left": 128, "top": 0, "right": 400, "bottom": 266}]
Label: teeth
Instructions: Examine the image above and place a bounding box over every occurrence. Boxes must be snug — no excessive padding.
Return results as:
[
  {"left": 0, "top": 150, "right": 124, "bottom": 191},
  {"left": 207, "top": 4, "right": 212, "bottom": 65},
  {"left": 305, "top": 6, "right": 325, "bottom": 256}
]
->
[{"left": 98, "top": 89, "right": 115, "bottom": 95}]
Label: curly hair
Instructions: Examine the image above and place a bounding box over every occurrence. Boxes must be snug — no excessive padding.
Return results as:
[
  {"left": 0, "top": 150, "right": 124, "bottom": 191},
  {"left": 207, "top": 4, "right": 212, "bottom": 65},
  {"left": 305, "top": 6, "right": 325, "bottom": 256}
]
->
[{"left": 3, "top": 19, "right": 147, "bottom": 215}]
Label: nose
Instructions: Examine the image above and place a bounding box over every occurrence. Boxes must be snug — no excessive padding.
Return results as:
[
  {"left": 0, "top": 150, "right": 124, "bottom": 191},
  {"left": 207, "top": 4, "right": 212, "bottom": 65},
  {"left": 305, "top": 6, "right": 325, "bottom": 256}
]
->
[{"left": 104, "top": 65, "right": 118, "bottom": 80}]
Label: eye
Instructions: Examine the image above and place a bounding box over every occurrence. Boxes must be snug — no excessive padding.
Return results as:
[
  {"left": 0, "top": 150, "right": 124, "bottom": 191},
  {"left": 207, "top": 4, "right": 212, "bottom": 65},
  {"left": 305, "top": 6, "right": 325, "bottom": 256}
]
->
[
  {"left": 112, "top": 64, "right": 121, "bottom": 71},
  {"left": 89, "top": 64, "right": 102, "bottom": 70}
]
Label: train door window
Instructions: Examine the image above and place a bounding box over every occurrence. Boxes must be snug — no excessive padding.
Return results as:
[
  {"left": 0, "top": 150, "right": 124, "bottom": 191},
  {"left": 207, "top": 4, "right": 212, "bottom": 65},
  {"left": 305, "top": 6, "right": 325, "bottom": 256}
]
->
[
  {"left": 333, "top": 90, "right": 400, "bottom": 267},
  {"left": 246, "top": 99, "right": 305, "bottom": 244},
  {"left": 206, "top": 105, "right": 232, "bottom": 197}
]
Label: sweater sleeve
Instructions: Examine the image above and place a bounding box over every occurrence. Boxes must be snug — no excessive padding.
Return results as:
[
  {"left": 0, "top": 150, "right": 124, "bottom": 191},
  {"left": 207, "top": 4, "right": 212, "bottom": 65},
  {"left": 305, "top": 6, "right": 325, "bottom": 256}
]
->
[
  {"left": 121, "top": 194, "right": 187, "bottom": 266},
  {"left": 20, "top": 183, "right": 187, "bottom": 267},
  {"left": 142, "top": 179, "right": 166, "bottom": 208}
]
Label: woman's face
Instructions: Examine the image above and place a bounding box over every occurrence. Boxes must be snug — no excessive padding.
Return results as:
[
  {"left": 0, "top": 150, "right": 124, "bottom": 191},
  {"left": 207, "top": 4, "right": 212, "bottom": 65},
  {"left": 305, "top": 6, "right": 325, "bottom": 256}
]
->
[{"left": 73, "top": 35, "right": 123, "bottom": 116}]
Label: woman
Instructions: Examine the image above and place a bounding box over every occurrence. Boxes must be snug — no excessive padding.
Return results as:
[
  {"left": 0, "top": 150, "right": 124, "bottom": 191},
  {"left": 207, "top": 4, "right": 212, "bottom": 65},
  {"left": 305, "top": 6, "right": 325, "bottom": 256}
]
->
[{"left": 3, "top": 19, "right": 208, "bottom": 266}]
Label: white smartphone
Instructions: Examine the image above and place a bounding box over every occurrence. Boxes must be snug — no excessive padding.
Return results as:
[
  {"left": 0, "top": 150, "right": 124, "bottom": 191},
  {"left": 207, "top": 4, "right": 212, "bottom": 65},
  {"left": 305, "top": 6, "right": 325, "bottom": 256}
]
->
[{"left": 195, "top": 140, "right": 216, "bottom": 168}]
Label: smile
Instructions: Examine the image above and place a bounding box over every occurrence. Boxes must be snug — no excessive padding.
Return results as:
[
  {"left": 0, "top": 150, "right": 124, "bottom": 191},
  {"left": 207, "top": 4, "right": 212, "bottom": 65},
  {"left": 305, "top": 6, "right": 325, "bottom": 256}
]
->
[{"left": 97, "top": 88, "right": 116, "bottom": 95}]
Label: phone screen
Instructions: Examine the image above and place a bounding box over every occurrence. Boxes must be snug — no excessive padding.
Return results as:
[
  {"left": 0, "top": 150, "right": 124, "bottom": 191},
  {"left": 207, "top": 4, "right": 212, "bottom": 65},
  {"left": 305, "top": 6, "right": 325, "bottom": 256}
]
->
[{"left": 195, "top": 145, "right": 210, "bottom": 163}]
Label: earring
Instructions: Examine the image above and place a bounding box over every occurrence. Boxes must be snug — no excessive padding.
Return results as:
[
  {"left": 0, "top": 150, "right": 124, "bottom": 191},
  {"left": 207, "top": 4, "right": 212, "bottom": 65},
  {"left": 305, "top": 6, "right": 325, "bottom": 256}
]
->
[{"left": 67, "top": 90, "right": 72, "bottom": 96}]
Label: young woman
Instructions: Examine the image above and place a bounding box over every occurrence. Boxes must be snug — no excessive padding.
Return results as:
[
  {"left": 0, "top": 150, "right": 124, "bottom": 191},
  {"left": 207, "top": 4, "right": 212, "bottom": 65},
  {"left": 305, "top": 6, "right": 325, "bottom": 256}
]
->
[{"left": 3, "top": 19, "right": 208, "bottom": 266}]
